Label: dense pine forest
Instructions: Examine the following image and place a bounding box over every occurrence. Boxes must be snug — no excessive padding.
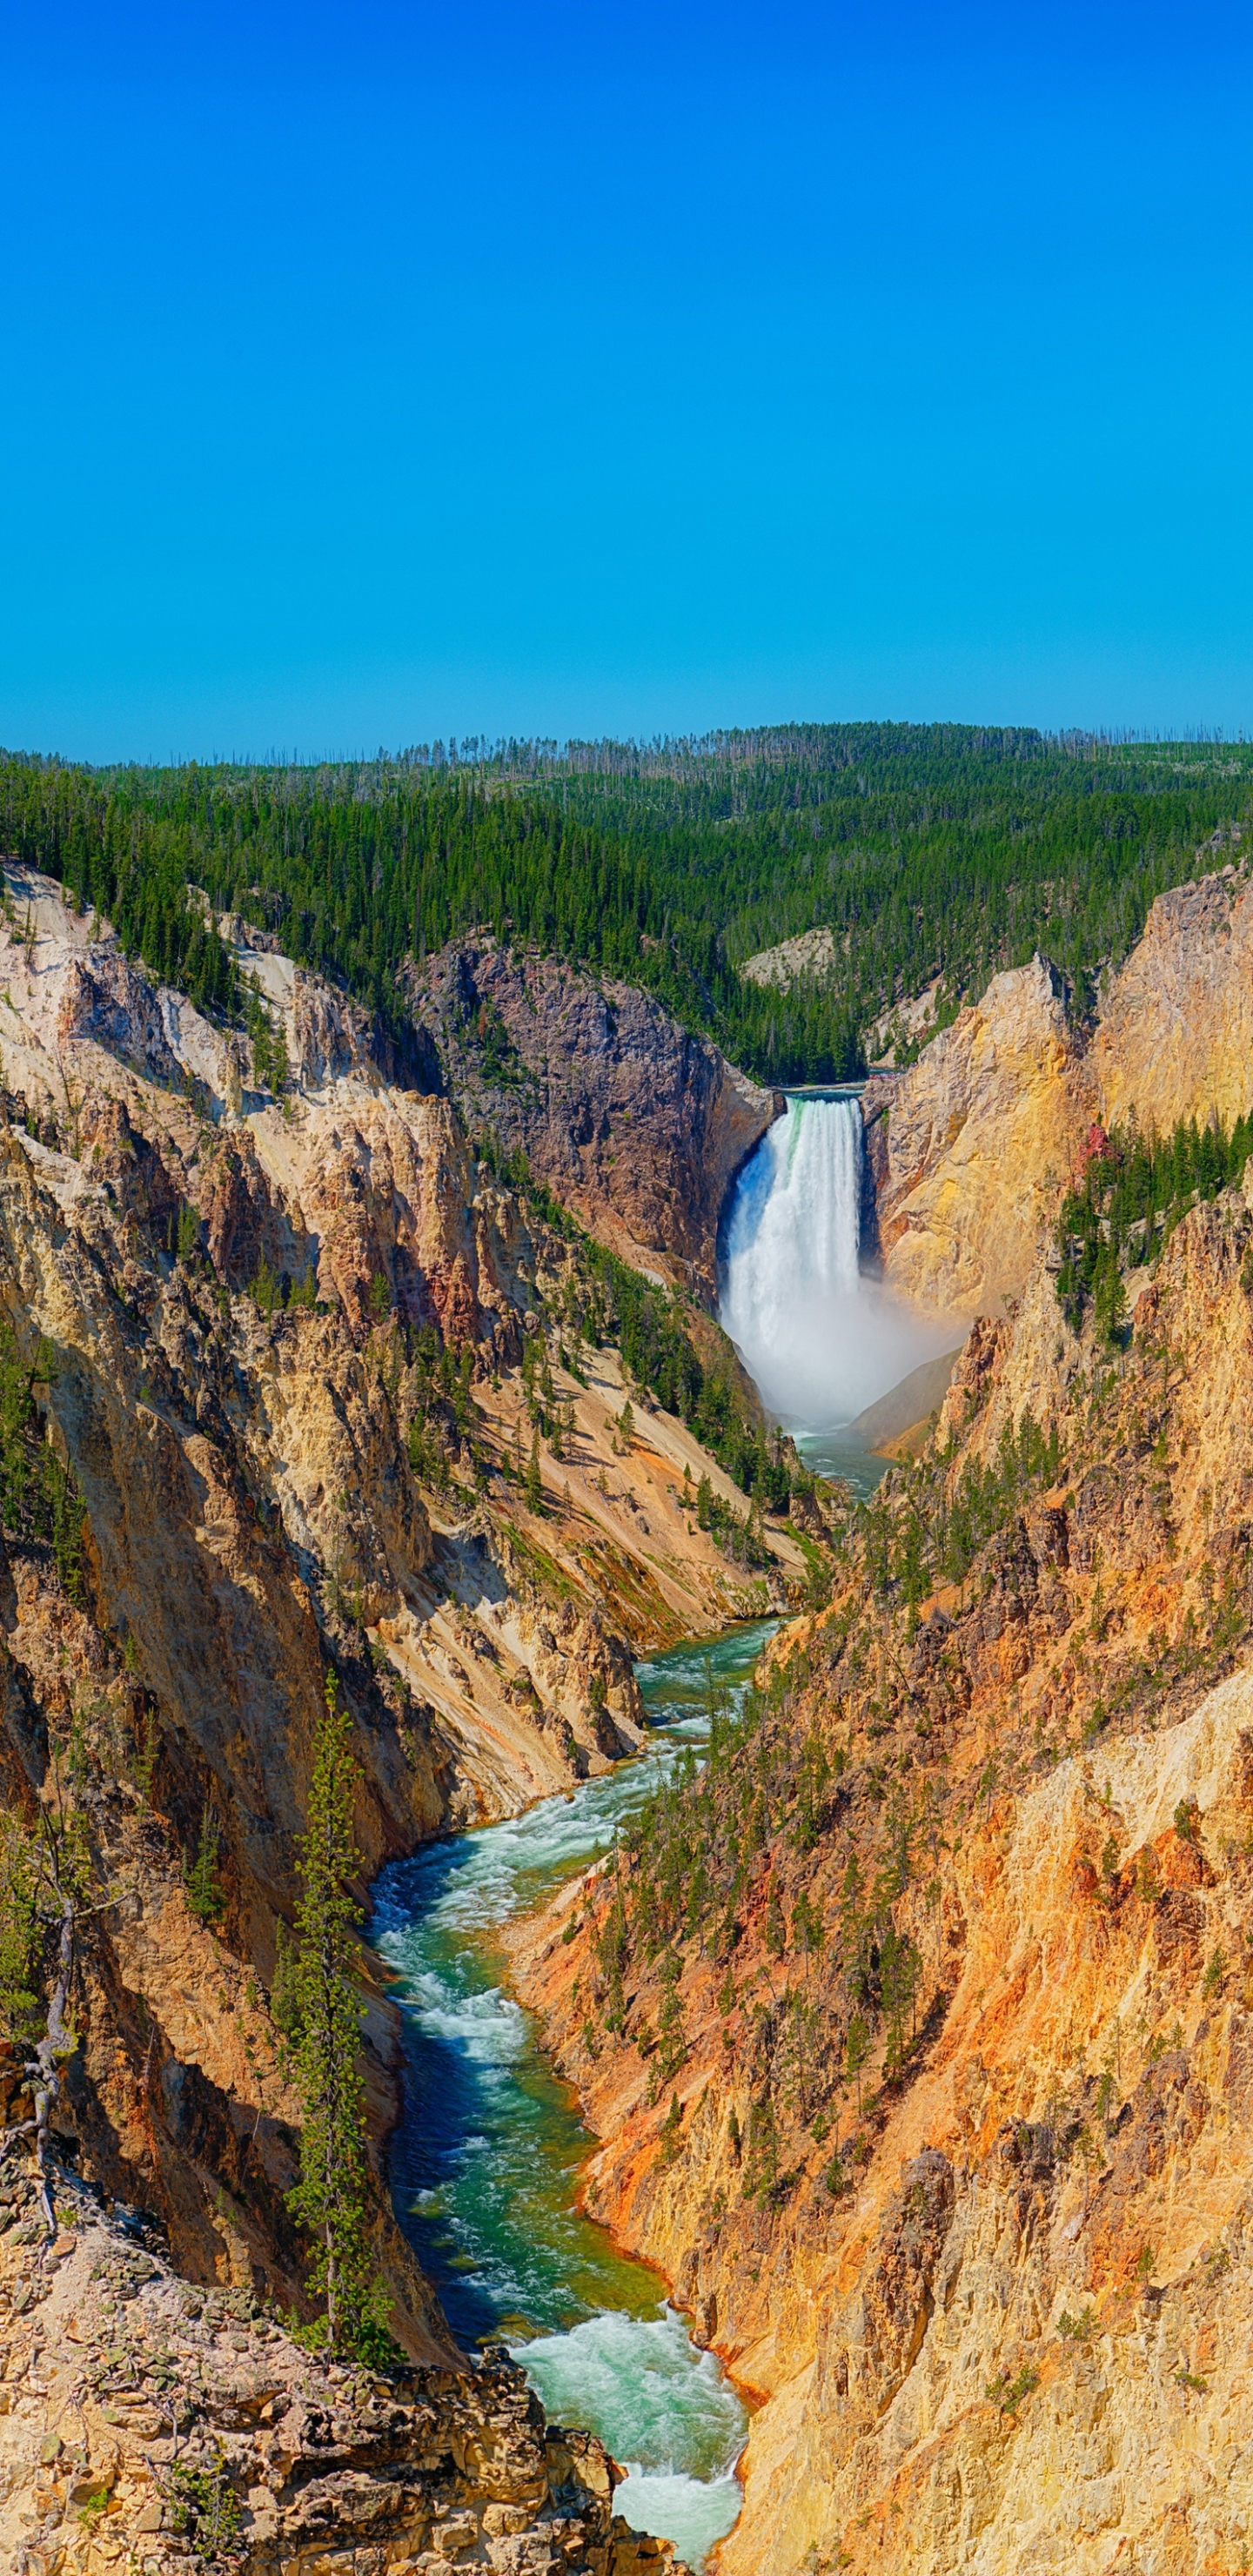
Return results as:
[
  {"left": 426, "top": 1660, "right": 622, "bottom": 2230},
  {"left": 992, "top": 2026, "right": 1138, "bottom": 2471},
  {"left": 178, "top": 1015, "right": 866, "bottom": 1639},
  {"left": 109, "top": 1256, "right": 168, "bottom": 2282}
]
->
[{"left": 1, "top": 725, "right": 1250, "bottom": 1084}]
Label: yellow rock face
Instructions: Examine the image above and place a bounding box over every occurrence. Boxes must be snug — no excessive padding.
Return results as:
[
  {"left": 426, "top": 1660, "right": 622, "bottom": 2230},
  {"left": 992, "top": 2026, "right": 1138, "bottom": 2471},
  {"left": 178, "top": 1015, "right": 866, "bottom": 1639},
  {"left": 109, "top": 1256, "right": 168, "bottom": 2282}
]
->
[
  {"left": 869, "top": 953, "right": 1087, "bottom": 1318},
  {"left": 868, "top": 863, "right": 1253, "bottom": 1322},
  {"left": 1091, "top": 866, "right": 1253, "bottom": 1134},
  {"left": 509, "top": 1157, "right": 1253, "bottom": 2576}
]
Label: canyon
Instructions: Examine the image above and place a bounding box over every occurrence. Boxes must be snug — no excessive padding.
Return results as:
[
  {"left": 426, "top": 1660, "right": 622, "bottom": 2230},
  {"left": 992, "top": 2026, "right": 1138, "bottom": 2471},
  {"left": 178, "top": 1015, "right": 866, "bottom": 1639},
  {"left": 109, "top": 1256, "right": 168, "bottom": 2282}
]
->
[
  {"left": 505, "top": 855, "right": 1253, "bottom": 2576},
  {"left": 0, "top": 866, "right": 803, "bottom": 2574},
  {"left": 6, "top": 838, "right": 1253, "bottom": 2576}
]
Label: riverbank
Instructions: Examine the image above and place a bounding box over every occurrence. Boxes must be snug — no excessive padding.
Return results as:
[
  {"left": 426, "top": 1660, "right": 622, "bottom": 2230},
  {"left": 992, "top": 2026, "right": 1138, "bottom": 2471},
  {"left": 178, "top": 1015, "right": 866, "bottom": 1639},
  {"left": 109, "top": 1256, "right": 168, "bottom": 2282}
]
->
[{"left": 373, "top": 1623, "right": 776, "bottom": 2571}]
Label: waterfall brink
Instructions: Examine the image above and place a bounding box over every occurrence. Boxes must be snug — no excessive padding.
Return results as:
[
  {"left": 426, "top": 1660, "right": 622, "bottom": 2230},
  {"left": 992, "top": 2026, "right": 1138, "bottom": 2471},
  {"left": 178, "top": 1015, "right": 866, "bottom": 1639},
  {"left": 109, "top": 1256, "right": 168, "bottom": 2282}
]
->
[{"left": 720, "top": 1095, "right": 948, "bottom": 1433}]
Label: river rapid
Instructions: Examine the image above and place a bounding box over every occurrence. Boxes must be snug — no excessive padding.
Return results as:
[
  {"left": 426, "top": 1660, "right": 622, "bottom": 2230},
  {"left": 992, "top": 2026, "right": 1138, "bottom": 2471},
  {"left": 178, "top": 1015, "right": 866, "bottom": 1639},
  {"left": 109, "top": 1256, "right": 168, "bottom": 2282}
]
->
[{"left": 372, "top": 1622, "right": 775, "bottom": 2571}]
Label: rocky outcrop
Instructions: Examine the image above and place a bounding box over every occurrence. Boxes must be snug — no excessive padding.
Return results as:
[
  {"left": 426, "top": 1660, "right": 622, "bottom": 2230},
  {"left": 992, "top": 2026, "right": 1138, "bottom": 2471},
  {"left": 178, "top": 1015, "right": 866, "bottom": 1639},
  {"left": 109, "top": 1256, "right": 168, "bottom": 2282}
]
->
[
  {"left": 865, "top": 953, "right": 1083, "bottom": 1318},
  {"left": 866, "top": 857, "right": 1253, "bottom": 1318},
  {"left": 1090, "top": 862, "right": 1253, "bottom": 1134},
  {"left": 406, "top": 936, "right": 779, "bottom": 1298},
  {"left": 0, "top": 2157, "right": 685, "bottom": 2574},
  {"left": 738, "top": 928, "right": 838, "bottom": 992}
]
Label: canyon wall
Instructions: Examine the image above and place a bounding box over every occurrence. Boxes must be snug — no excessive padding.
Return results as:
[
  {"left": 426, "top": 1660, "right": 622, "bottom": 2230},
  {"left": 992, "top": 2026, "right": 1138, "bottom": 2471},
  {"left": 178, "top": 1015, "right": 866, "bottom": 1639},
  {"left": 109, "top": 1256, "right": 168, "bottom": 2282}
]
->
[
  {"left": 0, "top": 2158, "right": 679, "bottom": 2575},
  {"left": 0, "top": 866, "right": 804, "bottom": 2562},
  {"left": 407, "top": 935, "right": 779, "bottom": 1298},
  {"left": 511, "top": 1167, "right": 1253, "bottom": 2576},
  {"left": 864, "top": 954, "right": 1081, "bottom": 1319},
  {"left": 865, "top": 854, "right": 1253, "bottom": 1320}
]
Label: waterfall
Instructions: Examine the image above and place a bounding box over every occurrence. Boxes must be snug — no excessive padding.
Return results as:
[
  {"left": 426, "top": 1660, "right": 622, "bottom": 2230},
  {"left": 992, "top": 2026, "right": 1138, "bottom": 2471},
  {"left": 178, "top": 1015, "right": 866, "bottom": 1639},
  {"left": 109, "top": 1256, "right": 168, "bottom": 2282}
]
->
[{"left": 720, "top": 1095, "right": 946, "bottom": 1433}]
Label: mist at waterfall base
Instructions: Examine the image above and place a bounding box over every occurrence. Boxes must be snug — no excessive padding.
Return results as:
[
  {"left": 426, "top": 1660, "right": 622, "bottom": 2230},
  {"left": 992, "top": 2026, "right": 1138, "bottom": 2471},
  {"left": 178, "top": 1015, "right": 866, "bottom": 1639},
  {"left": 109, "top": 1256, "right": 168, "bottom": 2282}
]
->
[
  {"left": 720, "top": 1094, "right": 954, "bottom": 1440},
  {"left": 373, "top": 1627, "right": 770, "bottom": 2570}
]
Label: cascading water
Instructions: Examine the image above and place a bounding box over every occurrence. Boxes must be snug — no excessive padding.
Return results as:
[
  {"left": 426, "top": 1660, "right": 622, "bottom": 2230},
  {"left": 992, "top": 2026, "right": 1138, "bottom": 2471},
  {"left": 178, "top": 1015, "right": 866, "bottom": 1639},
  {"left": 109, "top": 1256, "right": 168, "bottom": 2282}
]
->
[{"left": 720, "top": 1093, "right": 949, "bottom": 1437}]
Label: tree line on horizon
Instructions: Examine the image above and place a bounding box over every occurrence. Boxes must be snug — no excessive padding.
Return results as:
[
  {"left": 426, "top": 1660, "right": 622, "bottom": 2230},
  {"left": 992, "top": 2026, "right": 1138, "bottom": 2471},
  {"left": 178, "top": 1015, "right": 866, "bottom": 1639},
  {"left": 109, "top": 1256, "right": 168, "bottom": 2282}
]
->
[{"left": 0, "top": 723, "right": 1250, "bottom": 1084}]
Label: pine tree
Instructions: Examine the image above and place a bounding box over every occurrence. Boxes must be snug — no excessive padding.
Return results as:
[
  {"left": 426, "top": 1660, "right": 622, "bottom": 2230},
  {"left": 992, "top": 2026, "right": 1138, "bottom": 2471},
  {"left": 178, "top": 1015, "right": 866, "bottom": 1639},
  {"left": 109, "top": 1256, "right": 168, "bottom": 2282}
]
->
[
  {"left": 844, "top": 2010, "right": 869, "bottom": 2117},
  {"left": 0, "top": 1811, "right": 37, "bottom": 2042},
  {"left": 526, "top": 1431, "right": 544, "bottom": 1513},
  {"left": 184, "top": 1808, "right": 226, "bottom": 1923},
  {"left": 285, "top": 1677, "right": 390, "bottom": 2361}
]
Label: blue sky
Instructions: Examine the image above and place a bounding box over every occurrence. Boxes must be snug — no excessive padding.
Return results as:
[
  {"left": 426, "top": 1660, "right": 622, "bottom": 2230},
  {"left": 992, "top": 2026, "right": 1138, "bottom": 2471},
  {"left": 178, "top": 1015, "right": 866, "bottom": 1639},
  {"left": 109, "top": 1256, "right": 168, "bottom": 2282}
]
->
[{"left": 3, "top": 0, "right": 1251, "bottom": 759}]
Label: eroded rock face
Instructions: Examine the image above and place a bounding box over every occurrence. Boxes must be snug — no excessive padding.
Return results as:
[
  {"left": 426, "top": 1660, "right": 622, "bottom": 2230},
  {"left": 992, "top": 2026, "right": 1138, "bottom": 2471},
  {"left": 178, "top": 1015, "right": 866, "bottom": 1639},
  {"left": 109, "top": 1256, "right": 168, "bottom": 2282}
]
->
[
  {"left": 1090, "top": 864, "right": 1253, "bottom": 1133},
  {"left": 867, "top": 857, "right": 1253, "bottom": 1318},
  {"left": 507, "top": 1179, "right": 1253, "bottom": 2576},
  {"left": 0, "top": 863, "right": 803, "bottom": 2378},
  {"left": 516, "top": 1672, "right": 1253, "bottom": 2576},
  {"left": 867, "top": 953, "right": 1083, "bottom": 1318},
  {"left": 407, "top": 937, "right": 779, "bottom": 1298},
  {"left": 0, "top": 2170, "right": 687, "bottom": 2574}
]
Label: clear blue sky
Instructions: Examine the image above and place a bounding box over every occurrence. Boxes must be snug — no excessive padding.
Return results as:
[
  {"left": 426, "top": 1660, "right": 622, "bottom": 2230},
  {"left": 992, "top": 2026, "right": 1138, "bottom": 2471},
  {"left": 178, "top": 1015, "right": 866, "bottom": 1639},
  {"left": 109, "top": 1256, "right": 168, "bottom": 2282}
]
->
[{"left": 3, "top": 0, "right": 1251, "bottom": 760}]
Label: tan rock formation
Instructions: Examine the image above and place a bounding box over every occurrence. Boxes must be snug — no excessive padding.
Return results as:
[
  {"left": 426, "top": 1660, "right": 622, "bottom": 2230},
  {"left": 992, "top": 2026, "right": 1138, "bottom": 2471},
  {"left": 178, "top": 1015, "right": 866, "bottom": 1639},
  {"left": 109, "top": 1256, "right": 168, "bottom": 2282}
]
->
[
  {"left": 739, "top": 928, "right": 839, "bottom": 992},
  {"left": 407, "top": 936, "right": 779, "bottom": 1297},
  {"left": 867, "top": 954, "right": 1083, "bottom": 1318},
  {"left": 1090, "top": 864, "right": 1253, "bottom": 1134},
  {"left": 866, "top": 858, "right": 1253, "bottom": 1319},
  {"left": 0, "top": 2168, "right": 686, "bottom": 2573}
]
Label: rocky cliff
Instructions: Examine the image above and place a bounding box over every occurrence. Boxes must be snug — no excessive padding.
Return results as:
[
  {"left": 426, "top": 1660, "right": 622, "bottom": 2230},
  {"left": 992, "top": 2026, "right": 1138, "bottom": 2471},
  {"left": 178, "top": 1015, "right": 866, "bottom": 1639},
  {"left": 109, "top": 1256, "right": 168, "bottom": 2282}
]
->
[
  {"left": 508, "top": 1171, "right": 1253, "bottom": 2575},
  {"left": 863, "top": 954, "right": 1079, "bottom": 1318},
  {"left": 0, "top": 866, "right": 801, "bottom": 2564},
  {"left": 406, "top": 936, "right": 779, "bottom": 1298},
  {"left": 864, "top": 849, "right": 1253, "bottom": 1319},
  {"left": 0, "top": 2151, "right": 680, "bottom": 2576}
]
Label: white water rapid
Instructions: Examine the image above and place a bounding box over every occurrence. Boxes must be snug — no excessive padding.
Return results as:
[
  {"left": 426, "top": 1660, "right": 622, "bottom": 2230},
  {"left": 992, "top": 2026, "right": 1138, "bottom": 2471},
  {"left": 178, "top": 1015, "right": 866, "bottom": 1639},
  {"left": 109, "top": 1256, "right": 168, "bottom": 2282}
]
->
[{"left": 720, "top": 1093, "right": 949, "bottom": 1436}]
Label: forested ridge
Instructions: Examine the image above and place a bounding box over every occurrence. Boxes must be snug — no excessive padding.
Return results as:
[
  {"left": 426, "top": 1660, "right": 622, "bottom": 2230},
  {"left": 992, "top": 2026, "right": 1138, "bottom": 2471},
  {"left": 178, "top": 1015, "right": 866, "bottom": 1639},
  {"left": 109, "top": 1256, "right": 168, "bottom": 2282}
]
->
[{"left": 2, "top": 724, "right": 1250, "bottom": 1084}]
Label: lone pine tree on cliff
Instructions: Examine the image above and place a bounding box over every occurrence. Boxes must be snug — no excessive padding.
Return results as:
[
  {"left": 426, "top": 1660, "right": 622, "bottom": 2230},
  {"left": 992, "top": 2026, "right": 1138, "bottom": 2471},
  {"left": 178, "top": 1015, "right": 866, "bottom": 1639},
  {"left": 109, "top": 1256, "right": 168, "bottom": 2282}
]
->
[{"left": 278, "top": 1674, "right": 392, "bottom": 2362}]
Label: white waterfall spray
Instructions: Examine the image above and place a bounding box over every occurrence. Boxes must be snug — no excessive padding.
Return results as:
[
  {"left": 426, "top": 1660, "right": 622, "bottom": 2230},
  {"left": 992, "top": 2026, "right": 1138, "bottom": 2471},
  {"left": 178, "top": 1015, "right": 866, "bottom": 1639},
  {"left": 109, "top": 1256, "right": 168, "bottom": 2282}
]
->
[{"left": 720, "top": 1095, "right": 948, "bottom": 1432}]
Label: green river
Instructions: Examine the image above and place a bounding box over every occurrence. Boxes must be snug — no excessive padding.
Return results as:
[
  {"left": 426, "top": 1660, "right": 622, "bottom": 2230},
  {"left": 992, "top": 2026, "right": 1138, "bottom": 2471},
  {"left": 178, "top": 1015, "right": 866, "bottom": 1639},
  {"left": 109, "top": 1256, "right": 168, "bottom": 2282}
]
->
[{"left": 372, "top": 1620, "right": 775, "bottom": 2570}]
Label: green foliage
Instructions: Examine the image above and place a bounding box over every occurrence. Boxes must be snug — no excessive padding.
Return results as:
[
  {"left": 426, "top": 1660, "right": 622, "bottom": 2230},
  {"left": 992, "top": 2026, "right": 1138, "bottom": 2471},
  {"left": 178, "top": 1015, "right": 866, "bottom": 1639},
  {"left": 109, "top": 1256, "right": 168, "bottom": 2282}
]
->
[
  {"left": 742, "top": 2096, "right": 779, "bottom": 2200},
  {"left": 285, "top": 1677, "right": 392, "bottom": 2360},
  {"left": 245, "top": 973, "right": 290, "bottom": 1093},
  {"left": 844, "top": 2011, "right": 870, "bottom": 2110},
  {"left": 405, "top": 1324, "right": 485, "bottom": 1494},
  {"left": 1056, "top": 2304, "right": 1097, "bottom": 2341},
  {"left": 184, "top": 1809, "right": 226, "bottom": 1924},
  {"left": 164, "top": 2448, "right": 244, "bottom": 2563},
  {"left": 0, "top": 1808, "right": 38, "bottom": 2043},
  {"left": 9, "top": 727, "right": 1242, "bottom": 1083},
  {"left": 861, "top": 1406, "right": 1061, "bottom": 1602},
  {"left": 986, "top": 2365, "right": 1040, "bottom": 2413},
  {"left": 0, "top": 1325, "right": 87, "bottom": 1599},
  {"left": 251, "top": 1259, "right": 284, "bottom": 1318},
  {"left": 1056, "top": 1110, "right": 1253, "bottom": 1335},
  {"left": 659, "top": 2091, "right": 683, "bottom": 2165}
]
